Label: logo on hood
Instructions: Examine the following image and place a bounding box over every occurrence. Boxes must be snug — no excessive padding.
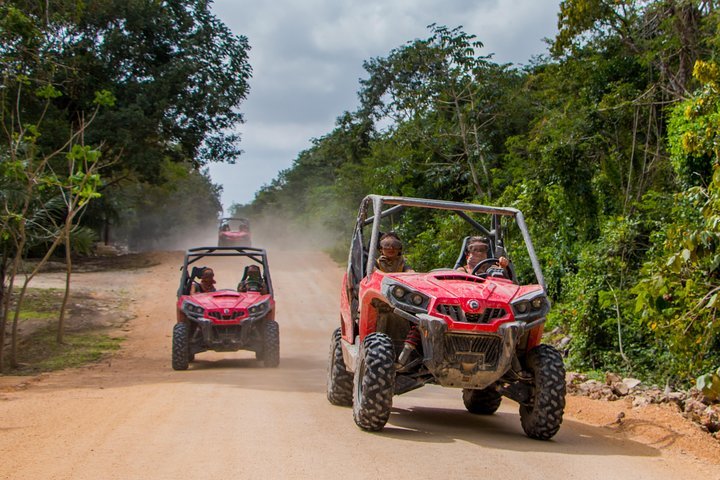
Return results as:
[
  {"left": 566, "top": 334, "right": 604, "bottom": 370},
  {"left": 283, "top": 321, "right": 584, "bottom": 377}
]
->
[{"left": 467, "top": 300, "right": 480, "bottom": 310}]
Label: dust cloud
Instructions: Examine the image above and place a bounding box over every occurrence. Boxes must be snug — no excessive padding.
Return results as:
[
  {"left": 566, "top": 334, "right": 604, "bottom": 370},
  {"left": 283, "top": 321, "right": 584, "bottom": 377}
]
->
[{"left": 114, "top": 211, "right": 349, "bottom": 259}]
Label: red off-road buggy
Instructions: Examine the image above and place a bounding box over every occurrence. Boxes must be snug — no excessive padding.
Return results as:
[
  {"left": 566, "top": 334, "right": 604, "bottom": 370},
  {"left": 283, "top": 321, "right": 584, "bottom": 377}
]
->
[
  {"left": 327, "top": 195, "right": 565, "bottom": 439},
  {"left": 172, "top": 246, "right": 278, "bottom": 370},
  {"left": 218, "top": 217, "right": 252, "bottom": 247}
]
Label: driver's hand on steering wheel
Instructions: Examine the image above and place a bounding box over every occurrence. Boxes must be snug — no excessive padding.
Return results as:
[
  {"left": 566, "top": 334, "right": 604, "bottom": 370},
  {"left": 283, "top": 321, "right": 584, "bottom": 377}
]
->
[{"left": 498, "top": 256, "right": 509, "bottom": 268}]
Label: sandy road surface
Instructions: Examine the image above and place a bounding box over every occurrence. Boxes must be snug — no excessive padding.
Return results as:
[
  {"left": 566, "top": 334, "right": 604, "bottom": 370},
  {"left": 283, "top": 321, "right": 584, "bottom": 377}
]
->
[{"left": 0, "top": 248, "right": 718, "bottom": 480}]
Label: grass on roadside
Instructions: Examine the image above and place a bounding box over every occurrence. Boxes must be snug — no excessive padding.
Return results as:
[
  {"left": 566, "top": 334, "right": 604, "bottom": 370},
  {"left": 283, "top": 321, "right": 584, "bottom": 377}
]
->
[
  {"left": 12, "top": 326, "right": 123, "bottom": 374},
  {"left": 11, "top": 288, "right": 64, "bottom": 322},
  {"left": 4, "top": 287, "right": 125, "bottom": 375}
]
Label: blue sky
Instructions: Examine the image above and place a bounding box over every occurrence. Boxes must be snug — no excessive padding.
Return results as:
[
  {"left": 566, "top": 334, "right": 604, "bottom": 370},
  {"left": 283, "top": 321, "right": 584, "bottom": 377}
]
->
[{"left": 208, "top": 0, "right": 561, "bottom": 211}]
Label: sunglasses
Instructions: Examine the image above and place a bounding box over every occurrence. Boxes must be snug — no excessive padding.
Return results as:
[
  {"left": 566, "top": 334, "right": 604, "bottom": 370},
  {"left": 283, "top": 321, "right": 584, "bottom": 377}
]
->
[{"left": 467, "top": 244, "right": 489, "bottom": 253}]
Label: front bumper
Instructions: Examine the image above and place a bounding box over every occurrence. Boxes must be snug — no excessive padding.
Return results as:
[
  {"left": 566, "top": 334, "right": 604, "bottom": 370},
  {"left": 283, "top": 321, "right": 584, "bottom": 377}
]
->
[
  {"left": 412, "top": 313, "right": 542, "bottom": 389},
  {"left": 188, "top": 315, "right": 265, "bottom": 353}
]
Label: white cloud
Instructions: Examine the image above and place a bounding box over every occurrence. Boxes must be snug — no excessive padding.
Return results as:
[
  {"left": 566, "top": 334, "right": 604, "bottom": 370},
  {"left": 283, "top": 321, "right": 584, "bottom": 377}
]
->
[{"left": 209, "top": 0, "right": 560, "bottom": 207}]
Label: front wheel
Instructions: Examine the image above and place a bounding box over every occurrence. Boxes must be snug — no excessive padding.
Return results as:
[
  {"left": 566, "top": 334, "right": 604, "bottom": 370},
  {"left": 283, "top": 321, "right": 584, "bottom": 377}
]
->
[
  {"left": 172, "top": 323, "right": 190, "bottom": 371},
  {"left": 262, "top": 320, "right": 280, "bottom": 368},
  {"left": 327, "top": 327, "right": 353, "bottom": 406},
  {"left": 462, "top": 387, "right": 502, "bottom": 415},
  {"left": 519, "top": 344, "right": 566, "bottom": 440},
  {"left": 353, "top": 333, "right": 395, "bottom": 431}
]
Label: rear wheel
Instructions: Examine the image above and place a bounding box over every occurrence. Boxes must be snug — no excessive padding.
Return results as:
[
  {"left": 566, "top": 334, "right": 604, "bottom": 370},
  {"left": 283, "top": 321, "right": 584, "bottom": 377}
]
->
[
  {"left": 462, "top": 387, "right": 502, "bottom": 414},
  {"left": 519, "top": 344, "right": 566, "bottom": 440},
  {"left": 262, "top": 320, "right": 280, "bottom": 368},
  {"left": 172, "top": 323, "right": 190, "bottom": 371},
  {"left": 327, "top": 327, "right": 353, "bottom": 406},
  {"left": 353, "top": 333, "right": 395, "bottom": 431}
]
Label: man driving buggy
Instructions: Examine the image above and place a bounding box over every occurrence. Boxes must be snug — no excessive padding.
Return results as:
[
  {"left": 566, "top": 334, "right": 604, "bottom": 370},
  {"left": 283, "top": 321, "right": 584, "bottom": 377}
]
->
[
  {"left": 237, "top": 264, "right": 268, "bottom": 294},
  {"left": 456, "top": 236, "right": 509, "bottom": 277}
]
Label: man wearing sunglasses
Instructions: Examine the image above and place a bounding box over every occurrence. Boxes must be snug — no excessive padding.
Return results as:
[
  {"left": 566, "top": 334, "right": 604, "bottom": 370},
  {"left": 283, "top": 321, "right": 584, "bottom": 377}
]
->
[{"left": 456, "top": 236, "right": 509, "bottom": 276}]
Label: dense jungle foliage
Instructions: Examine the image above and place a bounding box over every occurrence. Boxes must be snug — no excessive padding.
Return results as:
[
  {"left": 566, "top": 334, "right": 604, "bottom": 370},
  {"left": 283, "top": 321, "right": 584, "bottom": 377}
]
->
[{"left": 238, "top": 1, "right": 720, "bottom": 387}]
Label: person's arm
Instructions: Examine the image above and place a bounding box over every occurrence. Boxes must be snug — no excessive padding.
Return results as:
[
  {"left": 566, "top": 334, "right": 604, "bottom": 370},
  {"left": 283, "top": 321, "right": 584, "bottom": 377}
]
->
[{"left": 402, "top": 257, "right": 414, "bottom": 272}]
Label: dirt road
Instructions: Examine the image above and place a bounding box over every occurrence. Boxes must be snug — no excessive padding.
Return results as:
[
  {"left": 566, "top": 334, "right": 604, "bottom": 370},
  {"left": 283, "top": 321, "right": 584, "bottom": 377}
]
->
[{"left": 1, "top": 247, "right": 718, "bottom": 479}]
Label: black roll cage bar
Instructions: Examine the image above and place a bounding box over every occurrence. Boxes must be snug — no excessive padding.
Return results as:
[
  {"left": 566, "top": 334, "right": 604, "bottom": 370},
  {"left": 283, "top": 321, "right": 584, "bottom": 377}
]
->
[{"left": 177, "top": 246, "right": 273, "bottom": 297}]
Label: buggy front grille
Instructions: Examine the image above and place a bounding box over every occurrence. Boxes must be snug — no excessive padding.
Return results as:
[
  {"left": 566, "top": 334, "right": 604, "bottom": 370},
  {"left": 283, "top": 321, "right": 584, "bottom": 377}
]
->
[
  {"left": 444, "top": 333, "right": 502, "bottom": 370},
  {"left": 436, "top": 304, "right": 463, "bottom": 321},
  {"left": 208, "top": 311, "right": 245, "bottom": 321},
  {"left": 437, "top": 304, "right": 507, "bottom": 324},
  {"left": 464, "top": 308, "right": 507, "bottom": 324}
]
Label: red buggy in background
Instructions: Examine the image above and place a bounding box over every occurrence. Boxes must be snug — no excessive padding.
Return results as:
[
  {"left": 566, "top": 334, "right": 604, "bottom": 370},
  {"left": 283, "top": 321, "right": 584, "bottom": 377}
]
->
[
  {"left": 218, "top": 217, "right": 252, "bottom": 247},
  {"left": 172, "top": 246, "right": 278, "bottom": 370}
]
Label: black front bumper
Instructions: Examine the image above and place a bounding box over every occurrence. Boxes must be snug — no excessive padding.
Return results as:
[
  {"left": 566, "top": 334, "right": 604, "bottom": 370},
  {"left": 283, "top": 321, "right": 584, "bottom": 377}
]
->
[
  {"left": 412, "top": 313, "right": 532, "bottom": 389},
  {"left": 189, "top": 317, "right": 263, "bottom": 353}
]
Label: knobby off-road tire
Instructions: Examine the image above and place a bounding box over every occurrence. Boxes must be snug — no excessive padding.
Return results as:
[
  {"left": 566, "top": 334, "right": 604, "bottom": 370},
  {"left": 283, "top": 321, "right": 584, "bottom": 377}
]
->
[
  {"left": 172, "top": 323, "right": 190, "bottom": 371},
  {"left": 262, "top": 320, "right": 280, "bottom": 368},
  {"left": 519, "top": 344, "right": 566, "bottom": 440},
  {"left": 353, "top": 333, "right": 395, "bottom": 431},
  {"left": 462, "top": 387, "right": 502, "bottom": 415},
  {"left": 327, "top": 327, "right": 353, "bottom": 406}
]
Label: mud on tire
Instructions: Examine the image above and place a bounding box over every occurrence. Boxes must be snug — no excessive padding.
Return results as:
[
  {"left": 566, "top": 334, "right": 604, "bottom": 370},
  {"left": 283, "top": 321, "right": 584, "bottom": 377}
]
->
[
  {"left": 519, "top": 344, "right": 566, "bottom": 440},
  {"left": 462, "top": 386, "right": 502, "bottom": 415},
  {"left": 327, "top": 327, "right": 353, "bottom": 406},
  {"left": 172, "top": 323, "right": 190, "bottom": 371},
  {"left": 353, "top": 332, "right": 395, "bottom": 431},
  {"left": 262, "top": 320, "right": 280, "bottom": 368}
]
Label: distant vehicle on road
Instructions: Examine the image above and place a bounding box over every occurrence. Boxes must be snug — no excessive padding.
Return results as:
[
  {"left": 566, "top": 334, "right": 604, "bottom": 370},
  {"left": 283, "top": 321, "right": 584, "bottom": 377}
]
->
[{"left": 218, "top": 217, "right": 251, "bottom": 247}]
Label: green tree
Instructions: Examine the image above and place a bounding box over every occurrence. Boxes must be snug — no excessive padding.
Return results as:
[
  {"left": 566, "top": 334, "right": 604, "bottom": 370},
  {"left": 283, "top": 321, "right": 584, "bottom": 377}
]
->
[
  {"left": 633, "top": 60, "right": 720, "bottom": 381},
  {"left": 358, "top": 24, "right": 527, "bottom": 200},
  {"left": 1, "top": 1, "right": 251, "bottom": 242}
]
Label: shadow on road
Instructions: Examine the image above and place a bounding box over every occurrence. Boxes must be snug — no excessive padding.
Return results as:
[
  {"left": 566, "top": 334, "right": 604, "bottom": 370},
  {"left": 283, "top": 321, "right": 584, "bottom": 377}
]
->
[{"left": 380, "top": 404, "right": 664, "bottom": 459}]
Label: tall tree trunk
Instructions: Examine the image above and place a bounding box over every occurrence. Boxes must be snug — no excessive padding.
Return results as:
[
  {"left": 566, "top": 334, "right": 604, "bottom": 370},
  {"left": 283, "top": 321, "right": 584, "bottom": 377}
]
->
[
  {"left": 57, "top": 221, "right": 73, "bottom": 344},
  {"left": 0, "top": 256, "right": 7, "bottom": 371}
]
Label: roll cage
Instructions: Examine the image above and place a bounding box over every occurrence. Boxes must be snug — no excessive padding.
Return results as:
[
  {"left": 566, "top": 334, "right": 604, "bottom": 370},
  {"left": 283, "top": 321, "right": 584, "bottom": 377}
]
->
[
  {"left": 346, "top": 195, "right": 546, "bottom": 305},
  {"left": 177, "top": 246, "right": 273, "bottom": 297}
]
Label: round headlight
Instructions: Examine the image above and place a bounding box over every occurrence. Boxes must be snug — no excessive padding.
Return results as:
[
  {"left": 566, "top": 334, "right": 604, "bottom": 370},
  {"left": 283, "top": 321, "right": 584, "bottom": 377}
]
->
[
  {"left": 516, "top": 302, "right": 529, "bottom": 314},
  {"left": 392, "top": 286, "right": 406, "bottom": 298},
  {"left": 531, "top": 297, "right": 544, "bottom": 310},
  {"left": 411, "top": 294, "right": 424, "bottom": 306}
]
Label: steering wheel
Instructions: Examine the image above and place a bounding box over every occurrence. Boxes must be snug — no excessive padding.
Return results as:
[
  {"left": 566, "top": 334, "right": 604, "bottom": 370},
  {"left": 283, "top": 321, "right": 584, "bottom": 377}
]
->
[{"left": 470, "top": 257, "right": 513, "bottom": 280}]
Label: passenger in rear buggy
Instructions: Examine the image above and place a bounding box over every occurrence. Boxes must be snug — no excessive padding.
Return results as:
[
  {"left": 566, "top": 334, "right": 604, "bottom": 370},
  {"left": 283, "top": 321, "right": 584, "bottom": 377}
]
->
[
  {"left": 191, "top": 268, "right": 217, "bottom": 294},
  {"left": 237, "top": 265, "right": 268, "bottom": 294}
]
